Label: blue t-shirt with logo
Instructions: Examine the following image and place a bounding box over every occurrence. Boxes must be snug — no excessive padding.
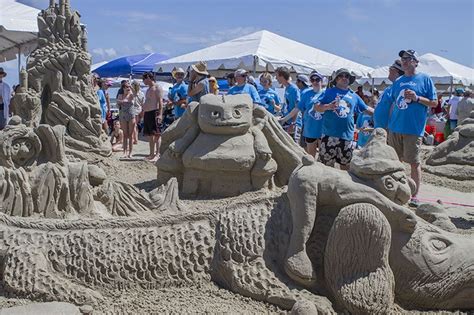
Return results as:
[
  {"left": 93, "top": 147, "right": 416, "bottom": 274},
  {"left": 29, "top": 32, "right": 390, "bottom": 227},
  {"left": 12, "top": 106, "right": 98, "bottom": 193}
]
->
[
  {"left": 283, "top": 83, "right": 300, "bottom": 115},
  {"left": 373, "top": 87, "right": 393, "bottom": 129},
  {"left": 298, "top": 89, "right": 325, "bottom": 139},
  {"left": 169, "top": 81, "right": 188, "bottom": 118},
  {"left": 228, "top": 83, "right": 261, "bottom": 103},
  {"left": 317, "top": 87, "right": 368, "bottom": 141},
  {"left": 258, "top": 88, "right": 281, "bottom": 115},
  {"left": 386, "top": 73, "right": 437, "bottom": 136},
  {"left": 356, "top": 113, "right": 374, "bottom": 147}
]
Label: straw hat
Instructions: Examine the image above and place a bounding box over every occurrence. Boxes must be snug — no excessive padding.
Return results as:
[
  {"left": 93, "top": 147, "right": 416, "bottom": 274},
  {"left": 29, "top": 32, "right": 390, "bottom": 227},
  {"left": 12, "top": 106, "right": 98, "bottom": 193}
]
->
[
  {"left": 191, "top": 61, "right": 209, "bottom": 76},
  {"left": 172, "top": 67, "right": 185, "bottom": 78},
  {"left": 0, "top": 67, "right": 7, "bottom": 77}
]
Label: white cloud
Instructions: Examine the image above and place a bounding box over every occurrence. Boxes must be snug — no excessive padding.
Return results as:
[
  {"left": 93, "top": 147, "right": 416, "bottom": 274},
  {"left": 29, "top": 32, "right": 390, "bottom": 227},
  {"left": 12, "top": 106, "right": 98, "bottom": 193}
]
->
[
  {"left": 165, "top": 26, "right": 261, "bottom": 46},
  {"left": 92, "top": 48, "right": 117, "bottom": 59}
]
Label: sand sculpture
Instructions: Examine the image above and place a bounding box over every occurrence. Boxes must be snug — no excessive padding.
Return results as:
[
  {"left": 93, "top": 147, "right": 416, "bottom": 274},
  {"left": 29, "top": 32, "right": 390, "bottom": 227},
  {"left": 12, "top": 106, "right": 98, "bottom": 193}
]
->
[
  {"left": 9, "top": 0, "right": 111, "bottom": 156},
  {"left": 425, "top": 110, "right": 474, "bottom": 180},
  {"left": 157, "top": 94, "right": 307, "bottom": 197},
  {"left": 1, "top": 116, "right": 473, "bottom": 313},
  {"left": 1, "top": 1, "right": 472, "bottom": 312},
  {"left": 0, "top": 118, "right": 176, "bottom": 218}
]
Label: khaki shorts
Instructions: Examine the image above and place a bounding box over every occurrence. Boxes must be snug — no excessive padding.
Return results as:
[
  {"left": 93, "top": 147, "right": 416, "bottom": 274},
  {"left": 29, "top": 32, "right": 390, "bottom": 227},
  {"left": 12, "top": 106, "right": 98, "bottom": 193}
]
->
[{"left": 387, "top": 132, "right": 422, "bottom": 164}]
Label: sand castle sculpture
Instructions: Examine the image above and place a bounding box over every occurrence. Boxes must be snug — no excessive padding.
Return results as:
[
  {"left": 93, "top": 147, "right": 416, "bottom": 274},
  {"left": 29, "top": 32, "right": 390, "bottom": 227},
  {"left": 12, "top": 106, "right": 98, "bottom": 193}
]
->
[
  {"left": 0, "top": 1, "right": 473, "bottom": 312},
  {"left": 425, "top": 110, "right": 474, "bottom": 180},
  {"left": 9, "top": 0, "right": 111, "bottom": 156},
  {"left": 0, "top": 118, "right": 177, "bottom": 218}
]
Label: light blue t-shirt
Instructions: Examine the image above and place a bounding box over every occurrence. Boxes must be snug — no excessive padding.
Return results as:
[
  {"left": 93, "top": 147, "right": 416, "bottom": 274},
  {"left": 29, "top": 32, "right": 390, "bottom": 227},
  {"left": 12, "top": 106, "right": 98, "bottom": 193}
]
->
[
  {"left": 97, "top": 89, "right": 107, "bottom": 120},
  {"left": 298, "top": 89, "right": 324, "bottom": 139},
  {"left": 283, "top": 83, "right": 301, "bottom": 115},
  {"left": 373, "top": 87, "right": 393, "bottom": 129},
  {"left": 386, "top": 73, "right": 437, "bottom": 136},
  {"left": 356, "top": 113, "right": 374, "bottom": 147},
  {"left": 169, "top": 81, "right": 188, "bottom": 118},
  {"left": 258, "top": 88, "right": 281, "bottom": 115},
  {"left": 228, "top": 83, "right": 261, "bottom": 103},
  {"left": 317, "top": 87, "right": 368, "bottom": 141}
]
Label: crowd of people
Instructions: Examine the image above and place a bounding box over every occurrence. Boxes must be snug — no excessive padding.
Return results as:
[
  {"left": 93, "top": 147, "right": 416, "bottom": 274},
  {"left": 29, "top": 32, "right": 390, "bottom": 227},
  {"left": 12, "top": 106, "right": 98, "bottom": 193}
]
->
[{"left": 2, "top": 48, "right": 473, "bottom": 206}]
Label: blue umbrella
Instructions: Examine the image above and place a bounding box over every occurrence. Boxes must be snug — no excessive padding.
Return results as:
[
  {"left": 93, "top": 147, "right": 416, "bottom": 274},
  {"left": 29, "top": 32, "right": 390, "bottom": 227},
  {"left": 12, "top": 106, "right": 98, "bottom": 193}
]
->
[{"left": 93, "top": 53, "right": 168, "bottom": 78}]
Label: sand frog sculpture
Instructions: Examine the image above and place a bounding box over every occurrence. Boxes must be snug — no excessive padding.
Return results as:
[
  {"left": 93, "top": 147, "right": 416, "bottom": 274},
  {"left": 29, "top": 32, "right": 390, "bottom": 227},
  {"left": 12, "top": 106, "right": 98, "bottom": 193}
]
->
[
  {"left": 9, "top": 0, "right": 111, "bottom": 157},
  {"left": 157, "top": 94, "right": 307, "bottom": 197},
  {"left": 0, "top": 118, "right": 176, "bottom": 218}
]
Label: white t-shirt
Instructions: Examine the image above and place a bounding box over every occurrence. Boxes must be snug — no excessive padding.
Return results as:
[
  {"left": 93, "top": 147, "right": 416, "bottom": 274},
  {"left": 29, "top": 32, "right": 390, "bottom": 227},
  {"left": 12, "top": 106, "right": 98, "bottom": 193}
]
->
[{"left": 448, "top": 95, "right": 461, "bottom": 120}]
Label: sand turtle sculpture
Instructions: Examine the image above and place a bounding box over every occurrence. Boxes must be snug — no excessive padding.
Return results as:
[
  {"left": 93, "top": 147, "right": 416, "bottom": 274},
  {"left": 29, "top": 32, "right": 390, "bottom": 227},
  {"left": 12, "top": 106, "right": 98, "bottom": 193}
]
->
[
  {"left": 9, "top": 0, "right": 111, "bottom": 157},
  {"left": 424, "top": 110, "right": 474, "bottom": 180},
  {"left": 157, "top": 94, "right": 307, "bottom": 197}
]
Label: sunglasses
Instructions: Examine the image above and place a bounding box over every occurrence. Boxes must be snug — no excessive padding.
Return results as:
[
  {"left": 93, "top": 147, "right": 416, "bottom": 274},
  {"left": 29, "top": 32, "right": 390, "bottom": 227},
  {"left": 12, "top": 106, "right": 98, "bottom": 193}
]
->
[
  {"left": 337, "top": 74, "right": 351, "bottom": 79},
  {"left": 310, "top": 77, "right": 321, "bottom": 82},
  {"left": 401, "top": 56, "right": 414, "bottom": 61}
]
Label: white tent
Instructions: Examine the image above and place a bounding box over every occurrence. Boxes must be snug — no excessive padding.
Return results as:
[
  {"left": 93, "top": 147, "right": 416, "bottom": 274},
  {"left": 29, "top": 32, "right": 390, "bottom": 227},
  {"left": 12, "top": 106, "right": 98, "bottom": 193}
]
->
[
  {"left": 359, "top": 53, "right": 474, "bottom": 86},
  {"left": 0, "top": 0, "right": 39, "bottom": 64},
  {"left": 154, "top": 30, "right": 373, "bottom": 77}
]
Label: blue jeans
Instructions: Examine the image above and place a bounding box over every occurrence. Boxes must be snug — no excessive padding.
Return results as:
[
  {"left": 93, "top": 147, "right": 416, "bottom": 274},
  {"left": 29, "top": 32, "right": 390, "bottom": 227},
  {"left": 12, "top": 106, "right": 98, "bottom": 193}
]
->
[{"left": 449, "top": 119, "right": 458, "bottom": 130}]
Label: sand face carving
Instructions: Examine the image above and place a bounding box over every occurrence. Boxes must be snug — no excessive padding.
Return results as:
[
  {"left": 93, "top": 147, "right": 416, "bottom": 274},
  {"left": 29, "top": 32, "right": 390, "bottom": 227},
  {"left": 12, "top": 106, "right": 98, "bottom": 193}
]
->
[
  {"left": 0, "top": 119, "right": 176, "bottom": 218},
  {"left": 9, "top": 0, "right": 111, "bottom": 156},
  {"left": 425, "top": 110, "right": 474, "bottom": 180},
  {"left": 157, "top": 94, "right": 308, "bottom": 197}
]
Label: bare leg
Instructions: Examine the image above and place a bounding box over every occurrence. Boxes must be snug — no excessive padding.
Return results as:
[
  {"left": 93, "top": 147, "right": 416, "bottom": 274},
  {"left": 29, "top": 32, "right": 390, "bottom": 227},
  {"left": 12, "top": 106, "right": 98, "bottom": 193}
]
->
[
  {"left": 305, "top": 141, "right": 318, "bottom": 157},
  {"left": 285, "top": 171, "right": 318, "bottom": 285},
  {"left": 151, "top": 135, "right": 161, "bottom": 162},
  {"left": 410, "top": 162, "right": 421, "bottom": 198},
  {"left": 127, "top": 119, "right": 136, "bottom": 157},
  {"left": 147, "top": 135, "right": 156, "bottom": 159},
  {"left": 121, "top": 120, "right": 129, "bottom": 157}
]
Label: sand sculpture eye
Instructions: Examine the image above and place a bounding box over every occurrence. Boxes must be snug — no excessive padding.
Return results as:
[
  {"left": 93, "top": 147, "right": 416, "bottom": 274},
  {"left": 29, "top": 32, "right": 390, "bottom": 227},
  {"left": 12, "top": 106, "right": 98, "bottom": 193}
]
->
[
  {"left": 430, "top": 238, "right": 450, "bottom": 251},
  {"left": 233, "top": 109, "right": 242, "bottom": 118},
  {"left": 211, "top": 111, "right": 220, "bottom": 118}
]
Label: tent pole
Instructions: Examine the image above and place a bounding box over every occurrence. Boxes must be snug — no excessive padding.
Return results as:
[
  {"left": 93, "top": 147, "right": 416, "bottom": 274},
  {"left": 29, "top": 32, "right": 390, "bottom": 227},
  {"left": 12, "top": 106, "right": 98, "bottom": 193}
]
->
[
  {"left": 253, "top": 56, "right": 257, "bottom": 77},
  {"left": 18, "top": 46, "right": 21, "bottom": 74},
  {"left": 449, "top": 77, "right": 453, "bottom": 98},
  {"left": 371, "top": 78, "right": 374, "bottom": 93}
]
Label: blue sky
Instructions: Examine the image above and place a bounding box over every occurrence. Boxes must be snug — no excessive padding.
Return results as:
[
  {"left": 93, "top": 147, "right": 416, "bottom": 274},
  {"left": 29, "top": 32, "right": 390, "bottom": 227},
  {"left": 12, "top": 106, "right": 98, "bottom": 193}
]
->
[{"left": 2, "top": 0, "right": 473, "bottom": 86}]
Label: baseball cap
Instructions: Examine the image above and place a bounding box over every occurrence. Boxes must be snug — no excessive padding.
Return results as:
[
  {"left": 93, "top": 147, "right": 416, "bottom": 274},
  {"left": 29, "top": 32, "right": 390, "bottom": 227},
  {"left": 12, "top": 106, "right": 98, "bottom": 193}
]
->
[
  {"left": 234, "top": 69, "right": 248, "bottom": 77},
  {"left": 309, "top": 71, "right": 324, "bottom": 81},
  {"left": 398, "top": 49, "right": 420, "bottom": 61},
  {"left": 296, "top": 74, "right": 311, "bottom": 86}
]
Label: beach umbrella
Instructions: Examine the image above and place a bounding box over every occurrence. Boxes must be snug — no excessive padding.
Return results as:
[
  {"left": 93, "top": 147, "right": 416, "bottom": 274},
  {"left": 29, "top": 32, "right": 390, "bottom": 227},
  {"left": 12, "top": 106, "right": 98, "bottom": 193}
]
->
[{"left": 93, "top": 53, "right": 168, "bottom": 78}]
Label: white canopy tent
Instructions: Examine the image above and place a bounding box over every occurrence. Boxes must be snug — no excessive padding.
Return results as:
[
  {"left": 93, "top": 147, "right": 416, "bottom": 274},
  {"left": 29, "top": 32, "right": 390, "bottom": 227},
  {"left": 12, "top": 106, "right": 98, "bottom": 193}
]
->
[
  {"left": 154, "top": 30, "right": 373, "bottom": 77},
  {"left": 0, "top": 0, "right": 39, "bottom": 71},
  {"left": 358, "top": 53, "right": 474, "bottom": 87}
]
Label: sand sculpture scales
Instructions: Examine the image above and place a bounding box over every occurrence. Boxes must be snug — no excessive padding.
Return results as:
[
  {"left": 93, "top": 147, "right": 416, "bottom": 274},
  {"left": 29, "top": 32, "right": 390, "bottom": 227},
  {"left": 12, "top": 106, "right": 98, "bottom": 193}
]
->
[
  {"left": 0, "top": 1, "right": 473, "bottom": 312},
  {"left": 9, "top": 0, "right": 111, "bottom": 156}
]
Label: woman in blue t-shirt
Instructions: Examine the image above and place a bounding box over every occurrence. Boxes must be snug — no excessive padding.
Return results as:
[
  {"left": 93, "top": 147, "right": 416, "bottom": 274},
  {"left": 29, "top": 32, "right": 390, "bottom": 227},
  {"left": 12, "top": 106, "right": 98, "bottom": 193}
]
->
[
  {"left": 258, "top": 73, "right": 281, "bottom": 115},
  {"left": 314, "top": 68, "right": 373, "bottom": 170}
]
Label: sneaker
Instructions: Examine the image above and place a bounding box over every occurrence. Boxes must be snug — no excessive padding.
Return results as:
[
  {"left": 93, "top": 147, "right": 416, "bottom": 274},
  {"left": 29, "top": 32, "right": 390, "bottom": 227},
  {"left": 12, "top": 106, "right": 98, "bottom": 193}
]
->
[{"left": 409, "top": 197, "right": 420, "bottom": 208}]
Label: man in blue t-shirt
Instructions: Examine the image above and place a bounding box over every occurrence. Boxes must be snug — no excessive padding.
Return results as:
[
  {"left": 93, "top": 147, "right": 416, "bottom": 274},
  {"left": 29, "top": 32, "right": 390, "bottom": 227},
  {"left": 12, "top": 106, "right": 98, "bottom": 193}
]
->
[
  {"left": 258, "top": 73, "right": 281, "bottom": 115},
  {"left": 379, "top": 49, "right": 437, "bottom": 206},
  {"left": 373, "top": 59, "right": 404, "bottom": 129},
  {"left": 227, "top": 69, "right": 261, "bottom": 104},
  {"left": 275, "top": 66, "right": 301, "bottom": 141},
  {"left": 314, "top": 68, "right": 373, "bottom": 170},
  {"left": 168, "top": 67, "right": 188, "bottom": 118},
  {"left": 281, "top": 71, "right": 325, "bottom": 156}
]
